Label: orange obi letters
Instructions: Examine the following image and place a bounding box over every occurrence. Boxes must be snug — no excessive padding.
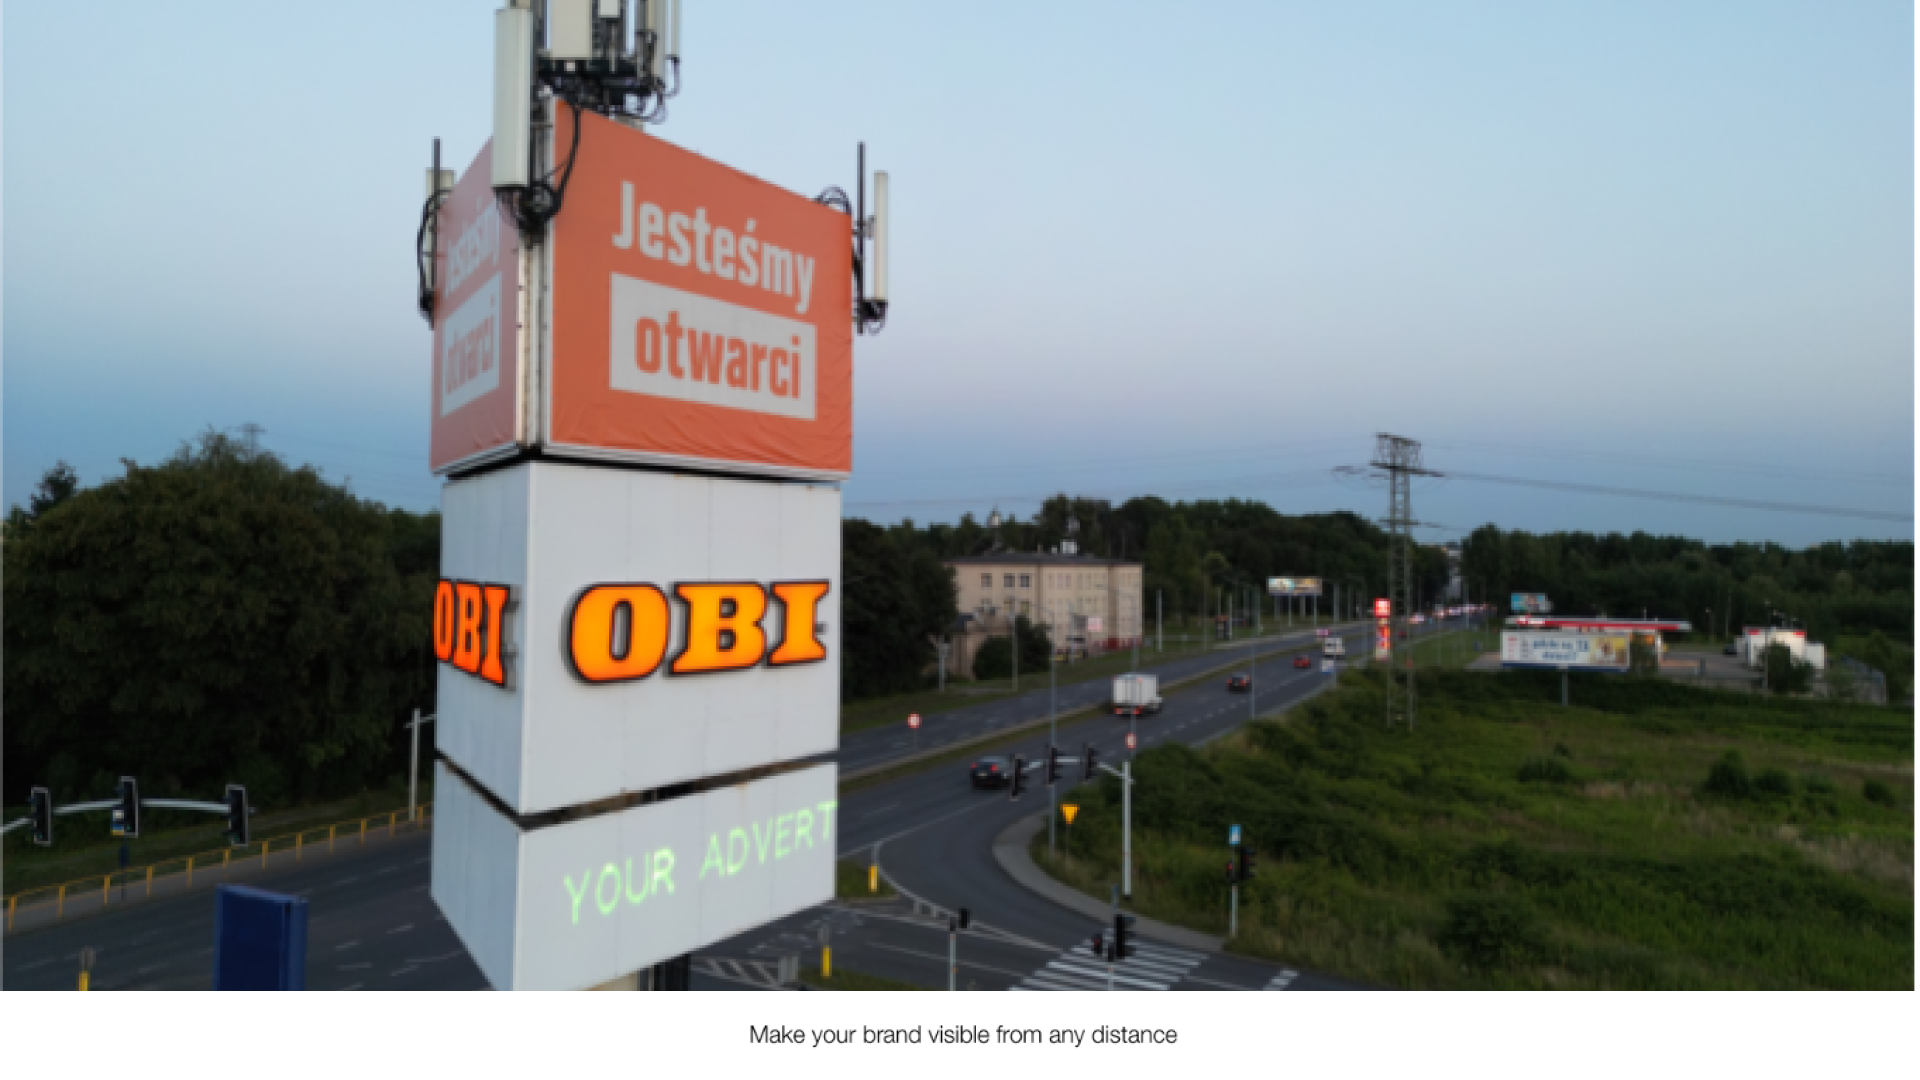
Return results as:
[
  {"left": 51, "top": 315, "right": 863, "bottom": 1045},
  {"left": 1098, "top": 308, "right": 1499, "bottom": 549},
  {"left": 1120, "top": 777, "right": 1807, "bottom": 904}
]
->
[
  {"left": 559, "top": 579, "right": 830, "bottom": 682},
  {"left": 567, "top": 585, "right": 671, "bottom": 683},
  {"left": 433, "top": 578, "right": 513, "bottom": 687}
]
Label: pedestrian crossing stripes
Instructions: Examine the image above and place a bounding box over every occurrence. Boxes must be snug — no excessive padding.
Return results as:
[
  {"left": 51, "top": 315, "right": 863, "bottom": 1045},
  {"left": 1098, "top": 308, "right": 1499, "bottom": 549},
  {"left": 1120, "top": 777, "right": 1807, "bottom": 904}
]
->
[
  {"left": 1010, "top": 940, "right": 1208, "bottom": 991},
  {"left": 1264, "top": 967, "right": 1299, "bottom": 991}
]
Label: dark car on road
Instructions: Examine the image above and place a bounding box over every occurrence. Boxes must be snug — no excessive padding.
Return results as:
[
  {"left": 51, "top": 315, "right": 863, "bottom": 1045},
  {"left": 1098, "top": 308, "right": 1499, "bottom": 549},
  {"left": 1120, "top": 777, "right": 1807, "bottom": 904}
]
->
[
  {"left": 1723, "top": 643, "right": 1739, "bottom": 656},
  {"left": 971, "top": 756, "right": 1012, "bottom": 789},
  {"left": 1227, "top": 674, "right": 1252, "bottom": 692},
  {"left": 1293, "top": 654, "right": 1312, "bottom": 669}
]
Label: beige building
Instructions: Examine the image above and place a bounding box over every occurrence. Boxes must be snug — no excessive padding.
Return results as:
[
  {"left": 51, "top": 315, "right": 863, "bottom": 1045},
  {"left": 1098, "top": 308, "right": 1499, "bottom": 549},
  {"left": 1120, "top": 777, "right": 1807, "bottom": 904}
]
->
[{"left": 939, "top": 554, "right": 1144, "bottom": 676}]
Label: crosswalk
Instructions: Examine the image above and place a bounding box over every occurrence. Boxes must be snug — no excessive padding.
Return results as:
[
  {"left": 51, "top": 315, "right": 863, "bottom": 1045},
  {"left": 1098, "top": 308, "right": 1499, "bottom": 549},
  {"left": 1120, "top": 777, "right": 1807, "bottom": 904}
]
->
[{"left": 1011, "top": 940, "right": 1208, "bottom": 991}]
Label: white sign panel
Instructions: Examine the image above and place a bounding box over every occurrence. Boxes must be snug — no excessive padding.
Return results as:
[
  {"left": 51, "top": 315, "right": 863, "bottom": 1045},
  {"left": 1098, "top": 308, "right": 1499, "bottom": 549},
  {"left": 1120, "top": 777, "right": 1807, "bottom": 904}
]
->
[
  {"left": 609, "top": 274, "right": 818, "bottom": 421},
  {"left": 433, "top": 761, "right": 836, "bottom": 990},
  {"left": 1268, "top": 577, "right": 1323, "bottom": 597},
  {"left": 1500, "top": 631, "right": 1630, "bottom": 671},
  {"left": 437, "top": 460, "right": 840, "bottom": 814}
]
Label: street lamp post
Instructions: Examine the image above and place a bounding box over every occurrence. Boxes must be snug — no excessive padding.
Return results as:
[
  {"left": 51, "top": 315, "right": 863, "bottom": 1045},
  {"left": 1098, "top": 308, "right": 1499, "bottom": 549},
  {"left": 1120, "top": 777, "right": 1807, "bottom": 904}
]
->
[{"left": 407, "top": 709, "right": 436, "bottom": 822}]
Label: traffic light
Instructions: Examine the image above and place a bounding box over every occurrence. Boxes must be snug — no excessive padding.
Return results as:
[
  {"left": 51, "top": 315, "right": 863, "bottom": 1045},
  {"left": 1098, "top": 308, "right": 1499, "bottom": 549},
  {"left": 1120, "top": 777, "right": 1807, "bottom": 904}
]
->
[
  {"left": 112, "top": 776, "right": 140, "bottom": 839},
  {"left": 225, "top": 784, "right": 251, "bottom": 846},
  {"left": 1045, "top": 745, "right": 1062, "bottom": 786},
  {"left": 1008, "top": 755, "right": 1027, "bottom": 801},
  {"left": 1089, "top": 931, "right": 1106, "bottom": 958},
  {"left": 28, "top": 787, "right": 53, "bottom": 847},
  {"left": 1226, "top": 858, "right": 1237, "bottom": 885},
  {"left": 1239, "top": 846, "right": 1257, "bottom": 883},
  {"left": 1082, "top": 743, "right": 1099, "bottom": 783},
  {"left": 1112, "top": 913, "right": 1135, "bottom": 961}
]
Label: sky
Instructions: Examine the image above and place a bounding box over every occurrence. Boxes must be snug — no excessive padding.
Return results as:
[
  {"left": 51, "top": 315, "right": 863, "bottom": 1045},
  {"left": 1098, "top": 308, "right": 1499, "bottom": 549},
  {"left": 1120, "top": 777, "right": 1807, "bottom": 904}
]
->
[{"left": 4, "top": 1, "right": 1913, "bottom": 547}]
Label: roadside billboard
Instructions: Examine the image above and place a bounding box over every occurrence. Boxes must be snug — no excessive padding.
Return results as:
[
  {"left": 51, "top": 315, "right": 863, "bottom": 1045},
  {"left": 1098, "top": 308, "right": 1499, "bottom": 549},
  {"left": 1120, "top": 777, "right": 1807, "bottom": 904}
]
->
[
  {"left": 436, "top": 461, "right": 840, "bottom": 815},
  {"left": 1500, "top": 631, "right": 1630, "bottom": 671},
  {"left": 1268, "top": 577, "right": 1322, "bottom": 597},
  {"left": 433, "top": 760, "right": 835, "bottom": 991},
  {"left": 546, "top": 109, "right": 854, "bottom": 480},
  {"left": 1511, "top": 593, "right": 1552, "bottom": 615},
  {"left": 430, "top": 140, "right": 523, "bottom": 474}
]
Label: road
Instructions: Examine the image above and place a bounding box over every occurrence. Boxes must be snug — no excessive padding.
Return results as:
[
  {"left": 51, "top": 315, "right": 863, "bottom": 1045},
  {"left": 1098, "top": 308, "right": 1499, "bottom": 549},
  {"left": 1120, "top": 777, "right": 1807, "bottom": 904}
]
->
[{"left": 2, "top": 616, "right": 1479, "bottom": 990}]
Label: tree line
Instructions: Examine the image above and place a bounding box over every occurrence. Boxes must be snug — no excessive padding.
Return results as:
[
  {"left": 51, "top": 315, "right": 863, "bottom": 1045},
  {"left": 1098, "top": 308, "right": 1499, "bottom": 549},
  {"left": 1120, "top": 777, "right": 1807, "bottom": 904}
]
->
[{"left": 1459, "top": 525, "right": 1913, "bottom": 645}]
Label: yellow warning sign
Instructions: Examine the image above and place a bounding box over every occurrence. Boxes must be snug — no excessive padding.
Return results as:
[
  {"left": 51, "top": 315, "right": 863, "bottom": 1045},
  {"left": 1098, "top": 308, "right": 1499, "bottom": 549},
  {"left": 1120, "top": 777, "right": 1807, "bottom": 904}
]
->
[{"left": 1061, "top": 804, "right": 1079, "bottom": 825}]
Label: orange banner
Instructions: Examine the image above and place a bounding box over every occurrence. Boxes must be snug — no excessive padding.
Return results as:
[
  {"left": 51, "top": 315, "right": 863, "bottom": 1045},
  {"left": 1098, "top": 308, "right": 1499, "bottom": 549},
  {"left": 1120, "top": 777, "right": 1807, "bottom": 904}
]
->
[
  {"left": 429, "top": 140, "right": 522, "bottom": 473},
  {"left": 548, "top": 109, "right": 854, "bottom": 478}
]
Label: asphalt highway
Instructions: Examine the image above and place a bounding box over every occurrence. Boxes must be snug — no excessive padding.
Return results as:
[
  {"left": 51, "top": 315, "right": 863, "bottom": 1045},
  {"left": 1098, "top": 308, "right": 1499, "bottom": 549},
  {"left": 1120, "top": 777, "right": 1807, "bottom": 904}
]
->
[{"left": 2, "top": 616, "right": 1478, "bottom": 991}]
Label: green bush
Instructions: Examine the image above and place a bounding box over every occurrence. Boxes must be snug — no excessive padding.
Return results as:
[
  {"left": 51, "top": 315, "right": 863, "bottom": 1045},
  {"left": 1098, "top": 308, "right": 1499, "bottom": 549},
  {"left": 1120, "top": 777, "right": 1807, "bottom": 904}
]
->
[
  {"left": 1518, "top": 754, "right": 1575, "bottom": 784},
  {"left": 1862, "top": 780, "right": 1896, "bottom": 808},
  {"left": 1754, "top": 768, "right": 1795, "bottom": 797},
  {"left": 1703, "top": 751, "right": 1753, "bottom": 798},
  {"left": 1438, "top": 891, "right": 1547, "bottom": 970},
  {"left": 1801, "top": 774, "right": 1837, "bottom": 796}
]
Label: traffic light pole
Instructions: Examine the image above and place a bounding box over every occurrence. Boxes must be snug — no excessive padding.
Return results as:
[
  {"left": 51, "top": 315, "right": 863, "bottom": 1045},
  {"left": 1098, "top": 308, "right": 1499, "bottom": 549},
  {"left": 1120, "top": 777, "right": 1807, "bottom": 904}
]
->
[
  {"left": 1230, "top": 882, "right": 1238, "bottom": 938},
  {"left": 1094, "top": 760, "right": 1135, "bottom": 899}
]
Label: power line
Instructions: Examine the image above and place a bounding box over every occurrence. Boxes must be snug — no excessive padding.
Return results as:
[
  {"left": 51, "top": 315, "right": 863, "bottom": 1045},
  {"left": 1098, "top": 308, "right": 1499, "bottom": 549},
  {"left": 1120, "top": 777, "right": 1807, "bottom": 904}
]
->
[
  {"left": 1442, "top": 469, "right": 1912, "bottom": 524},
  {"left": 1425, "top": 438, "right": 1912, "bottom": 487}
]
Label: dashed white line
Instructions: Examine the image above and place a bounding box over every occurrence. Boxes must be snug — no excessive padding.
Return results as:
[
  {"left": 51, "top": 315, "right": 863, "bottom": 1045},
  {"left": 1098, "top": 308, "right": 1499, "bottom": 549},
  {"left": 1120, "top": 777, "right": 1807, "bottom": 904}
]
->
[
  {"left": 335, "top": 941, "right": 360, "bottom": 951},
  {"left": 387, "top": 924, "right": 415, "bottom": 935},
  {"left": 388, "top": 965, "right": 420, "bottom": 977},
  {"left": 338, "top": 963, "right": 372, "bottom": 971}
]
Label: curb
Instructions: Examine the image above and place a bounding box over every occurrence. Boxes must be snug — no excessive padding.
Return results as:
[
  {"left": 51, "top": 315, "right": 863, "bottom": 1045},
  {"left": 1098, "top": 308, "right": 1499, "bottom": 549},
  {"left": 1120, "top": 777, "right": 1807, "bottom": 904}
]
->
[{"left": 990, "top": 813, "right": 1226, "bottom": 953}]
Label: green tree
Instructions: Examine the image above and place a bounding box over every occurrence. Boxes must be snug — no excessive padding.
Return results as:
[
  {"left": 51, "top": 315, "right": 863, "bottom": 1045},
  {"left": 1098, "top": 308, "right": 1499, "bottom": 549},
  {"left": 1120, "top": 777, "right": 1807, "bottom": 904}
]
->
[
  {"left": 970, "top": 616, "right": 1052, "bottom": 680},
  {"left": 1763, "top": 644, "right": 1813, "bottom": 695},
  {"left": 3, "top": 432, "right": 437, "bottom": 806},
  {"left": 840, "top": 518, "right": 959, "bottom": 700}
]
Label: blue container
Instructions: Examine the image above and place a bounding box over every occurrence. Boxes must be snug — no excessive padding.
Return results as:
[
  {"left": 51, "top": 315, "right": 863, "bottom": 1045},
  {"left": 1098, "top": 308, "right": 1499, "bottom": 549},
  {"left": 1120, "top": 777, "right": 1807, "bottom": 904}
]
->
[{"left": 213, "top": 884, "right": 309, "bottom": 990}]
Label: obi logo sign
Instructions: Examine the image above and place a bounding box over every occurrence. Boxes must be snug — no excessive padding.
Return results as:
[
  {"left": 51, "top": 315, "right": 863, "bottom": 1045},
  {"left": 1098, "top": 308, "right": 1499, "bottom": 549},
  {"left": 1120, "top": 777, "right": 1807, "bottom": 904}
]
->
[
  {"left": 566, "top": 580, "right": 830, "bottom": 683},
  {"left": 434, "top": 579, "right": 513, "bottom": 687}
]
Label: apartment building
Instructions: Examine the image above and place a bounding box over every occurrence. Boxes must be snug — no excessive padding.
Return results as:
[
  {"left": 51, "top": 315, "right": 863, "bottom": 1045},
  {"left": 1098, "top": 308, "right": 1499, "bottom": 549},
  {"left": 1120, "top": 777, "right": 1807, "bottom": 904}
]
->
[{"left": 944, "top": 553, "right": 1145, "bottom": 661}]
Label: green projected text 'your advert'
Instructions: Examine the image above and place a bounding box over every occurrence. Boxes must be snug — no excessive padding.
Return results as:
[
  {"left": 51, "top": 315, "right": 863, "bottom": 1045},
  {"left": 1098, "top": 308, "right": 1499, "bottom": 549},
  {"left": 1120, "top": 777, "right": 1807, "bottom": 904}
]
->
[{"left": 563, "top": 799, "right": 837, "bottom": 925}]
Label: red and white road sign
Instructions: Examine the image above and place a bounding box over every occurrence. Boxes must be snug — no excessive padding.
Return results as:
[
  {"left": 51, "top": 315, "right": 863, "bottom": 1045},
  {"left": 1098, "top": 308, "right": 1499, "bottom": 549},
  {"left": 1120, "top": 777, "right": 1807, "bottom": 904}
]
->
[
  {"left": 1373, "top": 598, "right": 1392, "bottom": 618},
  {"left": 1126, "top": 732, "right": 1137, "bottom": 751},
  {"left": 907, "top": 713, "right": 921, "bottom": 730}
]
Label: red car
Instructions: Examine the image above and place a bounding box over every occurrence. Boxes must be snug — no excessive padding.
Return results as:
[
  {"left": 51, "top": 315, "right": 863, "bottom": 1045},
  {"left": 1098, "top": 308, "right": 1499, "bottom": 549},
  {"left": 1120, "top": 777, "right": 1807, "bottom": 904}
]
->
[
  {"left": 1227, "top": 674, "right": 1252, "bottom": 692},
  {"left": 1293, "top": 654, "right": 1312, "bottom": 669}
]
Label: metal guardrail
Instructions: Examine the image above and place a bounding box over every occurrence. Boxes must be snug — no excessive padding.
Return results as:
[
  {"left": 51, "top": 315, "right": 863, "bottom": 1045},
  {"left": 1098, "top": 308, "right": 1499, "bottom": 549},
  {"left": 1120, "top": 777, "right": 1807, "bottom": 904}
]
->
[{"left": 4, "top": 803, "right": 433, "bottom": 933}]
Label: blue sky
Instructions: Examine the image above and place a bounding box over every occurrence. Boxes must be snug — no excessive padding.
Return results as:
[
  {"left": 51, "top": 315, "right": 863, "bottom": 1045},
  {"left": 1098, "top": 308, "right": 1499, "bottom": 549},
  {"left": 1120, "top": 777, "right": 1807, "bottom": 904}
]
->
[{"left": 5, "top": 1, "right": 1912, "bottom": 546}]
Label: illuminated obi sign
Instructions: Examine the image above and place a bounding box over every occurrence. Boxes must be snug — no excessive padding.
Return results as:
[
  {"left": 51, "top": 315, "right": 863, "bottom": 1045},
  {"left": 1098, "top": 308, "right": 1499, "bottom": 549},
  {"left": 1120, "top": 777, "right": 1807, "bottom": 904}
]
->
[
  {"left": 1500, "top": 631, "right": 1630, "bottom": 671},
  {"left": 436, "top": 460, "right": 840, "bottom": 815},
  {"left": 432, "top": 760, "right": 836, "bottom": 991}
]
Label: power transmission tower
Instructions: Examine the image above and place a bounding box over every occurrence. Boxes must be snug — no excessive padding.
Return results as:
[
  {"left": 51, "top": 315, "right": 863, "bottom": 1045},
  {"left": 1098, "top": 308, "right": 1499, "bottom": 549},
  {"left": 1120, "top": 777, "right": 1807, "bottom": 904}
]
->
[
  {"left": 238, "top": 423, "right": 264, "bottom": 456},
  {"left": 1371, "top": 433, "right": 1437, "bottom": 730}
]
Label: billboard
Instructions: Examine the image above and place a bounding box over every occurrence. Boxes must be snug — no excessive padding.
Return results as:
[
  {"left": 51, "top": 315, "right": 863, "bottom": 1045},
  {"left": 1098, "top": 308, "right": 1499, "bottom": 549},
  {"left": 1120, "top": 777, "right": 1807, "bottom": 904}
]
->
[
  {"left": 1511, "top": 593, "right": 1552, "bottom": 614},
  {"left": 1500, "top": 631, "right": 1630, "bottom": 671},
  {"left": 436, "top": 461, "right": 840, "bottom": 815},
  {"left": 433, "top": 760, "right": 835, "bottom": 991},
  {"left": 429, "top": 140, "right": 523, "bottom": 474},
  {"left": 1373, "top": 622, "right": 1392, "bottom": 660},
  {"left": 1268, "top": 577, "right": 1323, "bottom": 597},
  {"left": 546, "top": 109, "right": 854, "bottom": 480}
]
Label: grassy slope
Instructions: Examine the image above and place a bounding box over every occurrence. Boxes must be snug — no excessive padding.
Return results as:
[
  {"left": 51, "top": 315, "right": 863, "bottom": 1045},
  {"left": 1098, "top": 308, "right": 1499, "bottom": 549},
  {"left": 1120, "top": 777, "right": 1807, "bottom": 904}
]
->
[{"left": 1036, "top": 667, "right": 1913, "bottom": 989}]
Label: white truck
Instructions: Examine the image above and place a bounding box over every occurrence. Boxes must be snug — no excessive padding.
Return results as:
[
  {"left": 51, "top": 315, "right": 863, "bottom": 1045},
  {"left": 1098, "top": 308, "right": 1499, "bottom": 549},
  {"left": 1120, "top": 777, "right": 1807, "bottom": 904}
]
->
[
  {"left": 1112, "top": 673, "right": 1162, "bottom": 716},
  {"left": 1322, "top": 637, "right": 1346, "bottom": 658}
]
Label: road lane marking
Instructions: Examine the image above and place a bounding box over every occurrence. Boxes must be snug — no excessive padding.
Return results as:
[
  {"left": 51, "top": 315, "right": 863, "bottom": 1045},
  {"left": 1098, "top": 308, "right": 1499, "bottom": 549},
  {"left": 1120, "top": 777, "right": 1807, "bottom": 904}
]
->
[
  {"left": 338, "top": 963, "right": 372, "bottom": 971},
  {"left": 336, "top": 941, "right": 360, "bottom": 951},
  {"left": 388, "top": 965, "right": 419, "bottom": 977},
  {"left": 387, "top": 924, "right": 415, "bottom": 934},
  {"left": 405, "top": 951, "right": 465, "bottom": 965},
  {"left": 859, "top": 802, "right": 901, "bottom": 819},
  {"left": 333, "top": 877, "right": 359, "bottom": 886},
  {"left": 868, "top": 941, "right": 1035, "bottom": 981}
]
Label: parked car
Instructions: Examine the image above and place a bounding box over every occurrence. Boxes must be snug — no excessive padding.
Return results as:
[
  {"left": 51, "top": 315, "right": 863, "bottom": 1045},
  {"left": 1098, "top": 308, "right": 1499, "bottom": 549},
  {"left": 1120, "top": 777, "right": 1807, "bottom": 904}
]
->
[
  {"left": 970, "top": 756, "right": 1012, "bottom": 789},
  {"left": 1227, "top": 674, "right": 1252, "bottom": 692},
  {"left": 1293, "top": 654, "right": 1312, "bottom": 669}
]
